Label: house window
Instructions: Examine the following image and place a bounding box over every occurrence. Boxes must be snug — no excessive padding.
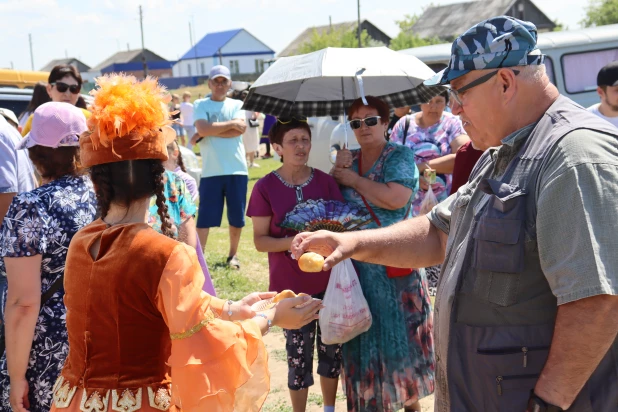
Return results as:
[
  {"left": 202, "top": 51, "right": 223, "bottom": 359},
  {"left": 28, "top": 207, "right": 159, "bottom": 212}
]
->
[
  {"left": 187, "top": 64, "right": 192, "bottom": 77},
  {"left": 562, "top": 48, "right": 618, "bottom": 94},
  {"left": 200, "top": 62, "right": 205, "bottom": 76},
  {"left": 229, "top": 60, "right": 240, "bottom": 74},
  {"left": 255, "top": 59, "right": 265, "bottom": 73}
]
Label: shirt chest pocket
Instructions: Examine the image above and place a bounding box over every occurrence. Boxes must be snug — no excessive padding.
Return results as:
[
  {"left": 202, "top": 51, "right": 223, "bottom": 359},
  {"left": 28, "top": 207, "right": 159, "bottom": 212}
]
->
[{"left": 472, "top": 179, "right": 526, "bottom": 274}]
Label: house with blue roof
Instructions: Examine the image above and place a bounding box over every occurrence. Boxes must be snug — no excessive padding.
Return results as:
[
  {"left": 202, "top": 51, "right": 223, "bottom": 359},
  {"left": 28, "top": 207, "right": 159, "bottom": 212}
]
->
[{"left": 172, "top": 28, "right": 275, "bottom": 78}]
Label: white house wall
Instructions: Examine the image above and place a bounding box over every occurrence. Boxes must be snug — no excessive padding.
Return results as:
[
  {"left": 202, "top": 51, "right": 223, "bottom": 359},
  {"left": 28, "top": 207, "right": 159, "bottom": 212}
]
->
[
  {"left": 173, "top": 57, "right": 216, "bottom": 77},
  {"left": 173, "top": 54, "right": 274, "bottom": 76}
]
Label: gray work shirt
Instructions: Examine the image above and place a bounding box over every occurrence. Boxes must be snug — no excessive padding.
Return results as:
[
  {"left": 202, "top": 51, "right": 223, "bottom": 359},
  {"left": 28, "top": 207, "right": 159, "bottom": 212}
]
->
[{"left": 427, "top": 124, "right": 618, "bottom": 408}]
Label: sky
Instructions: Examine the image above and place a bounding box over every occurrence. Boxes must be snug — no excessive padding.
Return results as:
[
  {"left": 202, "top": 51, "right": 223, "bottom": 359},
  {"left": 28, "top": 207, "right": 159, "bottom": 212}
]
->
[{"left": 0, "top": 0, "right": 589, "bottom": 71}]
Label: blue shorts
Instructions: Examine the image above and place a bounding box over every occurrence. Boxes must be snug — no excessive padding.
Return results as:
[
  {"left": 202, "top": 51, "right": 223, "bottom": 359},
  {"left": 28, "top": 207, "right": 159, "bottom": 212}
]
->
[{"left": 197, "top": 175, "right": 248, "bottom": 228}]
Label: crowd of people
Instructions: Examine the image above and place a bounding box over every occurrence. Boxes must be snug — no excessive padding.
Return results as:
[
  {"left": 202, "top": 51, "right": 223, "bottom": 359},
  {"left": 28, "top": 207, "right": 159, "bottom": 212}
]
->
[{"left": 0, "top": 14, "right": 617, "bottom": 412}]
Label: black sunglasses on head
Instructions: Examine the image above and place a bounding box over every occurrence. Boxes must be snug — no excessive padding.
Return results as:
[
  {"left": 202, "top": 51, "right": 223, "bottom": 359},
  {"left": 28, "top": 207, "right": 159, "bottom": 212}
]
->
[
  {"left": 349, "top": 116, "right": 381, "bottom": 130},
  {"left": 277, "top": 116, "right": 308, "bottom": 124},
  {"left": 51, "top": 81, "right": 81, "bottom": 94}
]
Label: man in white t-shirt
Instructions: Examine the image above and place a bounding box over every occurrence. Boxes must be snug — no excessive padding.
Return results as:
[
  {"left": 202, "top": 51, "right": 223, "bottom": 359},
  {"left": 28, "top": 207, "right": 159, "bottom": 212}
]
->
[
  {"left": 179, "top": 91, "right": 195, "bottom": 148},
  {"left": 190, "top": 65, "right": 247, "bottom": 269},
  {"left": 0, "top": 114, "right": 36, "bottom": 225},
  {"left": 588, "top": 61, "right": 618, "bottom": 128}
]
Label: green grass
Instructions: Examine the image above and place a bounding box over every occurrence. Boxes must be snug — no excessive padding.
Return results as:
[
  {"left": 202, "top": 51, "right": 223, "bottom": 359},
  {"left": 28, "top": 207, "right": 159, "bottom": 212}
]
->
[
  {"left": 307, "top": 393, "right": 324, "bottom": 406},
  {"left": 271, "top": 348, "right": 288, "bottom": 363},
  {"left": 206, "top": 157, "right": 281, "bottom": 300}
]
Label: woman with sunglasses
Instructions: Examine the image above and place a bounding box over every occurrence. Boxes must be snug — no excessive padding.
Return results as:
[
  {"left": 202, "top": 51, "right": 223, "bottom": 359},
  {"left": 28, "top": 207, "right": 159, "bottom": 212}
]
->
[
  {"left": 21, "top": 65, "right": 89, "bottom": 137},
  {"left": 332, "top": 96, "right": 434, "bottom": 412},
  {"left": 389, "top": 91, "right": 469, "bottom": 296},
  {"left": 247, "top": 117, "right": 344, "bottom": 412}
]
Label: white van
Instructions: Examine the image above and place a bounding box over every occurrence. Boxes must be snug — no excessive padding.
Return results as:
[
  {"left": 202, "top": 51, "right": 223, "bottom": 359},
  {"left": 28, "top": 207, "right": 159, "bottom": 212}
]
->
[{"left": 399, "top": 24, "right": 618, "bottom": 108}]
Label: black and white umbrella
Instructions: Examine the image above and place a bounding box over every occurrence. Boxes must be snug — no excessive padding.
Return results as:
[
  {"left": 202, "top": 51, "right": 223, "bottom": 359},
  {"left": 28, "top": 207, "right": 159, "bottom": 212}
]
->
[{"left": 242, "top": 46, "right": 444, "bottom": 117}]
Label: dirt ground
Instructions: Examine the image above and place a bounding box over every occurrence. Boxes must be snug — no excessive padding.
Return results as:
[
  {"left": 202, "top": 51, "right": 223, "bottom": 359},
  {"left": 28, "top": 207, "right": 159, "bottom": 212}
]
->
[{"left": 261, "top": 328, "right": 435, "bottom": 412}]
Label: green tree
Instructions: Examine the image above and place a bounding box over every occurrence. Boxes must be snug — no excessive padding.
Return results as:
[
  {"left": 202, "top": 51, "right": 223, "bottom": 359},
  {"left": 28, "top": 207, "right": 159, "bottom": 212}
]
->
[
  {"left": 552, "top": 19, "right": 566, "bottom": 31},
  {"left": 581, "top": 0, "right": 618, "bottom": 27},
  {"left": 389, "top": 14, "right": 443, "bottom": 51},
  {"left": 297, "top": 27, "right": 372, "bottom": 55}
]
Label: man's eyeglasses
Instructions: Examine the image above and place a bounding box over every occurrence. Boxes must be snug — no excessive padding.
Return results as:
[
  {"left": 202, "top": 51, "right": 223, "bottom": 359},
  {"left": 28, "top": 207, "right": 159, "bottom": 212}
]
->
[
  {"left": 277, "top": 116, "right": 308, "bottom": 124},
  {"left": 349, "top": 116, "right": 381, "bottom": 130},
  {"left": 51, "top": 82, "right": 81, "bottom": 95},
  {"left": 448, "top": 69, "right": 520, "bottom": 107}
]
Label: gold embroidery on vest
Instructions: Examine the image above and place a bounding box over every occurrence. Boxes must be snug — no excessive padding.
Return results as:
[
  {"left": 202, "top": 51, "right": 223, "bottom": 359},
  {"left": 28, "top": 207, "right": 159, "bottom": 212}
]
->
[
  {"left": 147, "top": 387, "right": 171, "bottom": 410},
  {"left": 111, "top": 388, "right": 142, "bottom": 412},
  {"left": 53, "top": 376, "right": 77, "bottom": 408},
  {"left": 170, "top": 308, "right": 216, "bottom": 340},
  {"left": 80, "top": 390, "right": 110, "bottom": 412}
]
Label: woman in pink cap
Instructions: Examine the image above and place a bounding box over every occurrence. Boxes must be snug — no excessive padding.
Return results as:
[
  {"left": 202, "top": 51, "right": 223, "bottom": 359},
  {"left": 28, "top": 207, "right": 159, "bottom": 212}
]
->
[{"left": 0, "top": 102, "right": 97, "bottom": 412}]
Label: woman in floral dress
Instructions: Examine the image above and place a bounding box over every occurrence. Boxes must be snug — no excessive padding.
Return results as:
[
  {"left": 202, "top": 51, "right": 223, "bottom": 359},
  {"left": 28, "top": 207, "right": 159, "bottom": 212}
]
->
[
  {"left": 389, "top": 92, "right": 469, "bottom": 295},
  {"left": 330, "top": 96, "right": 434, "bottom": 412},
  {"left": 0, "top": 103, "right": 96, "bottom": 412}
]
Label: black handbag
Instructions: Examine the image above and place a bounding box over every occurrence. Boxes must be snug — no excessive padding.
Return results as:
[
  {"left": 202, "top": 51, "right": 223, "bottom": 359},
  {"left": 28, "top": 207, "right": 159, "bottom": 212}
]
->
[{"left": 0, "top": 274, "right": 64, "bottom": 354}]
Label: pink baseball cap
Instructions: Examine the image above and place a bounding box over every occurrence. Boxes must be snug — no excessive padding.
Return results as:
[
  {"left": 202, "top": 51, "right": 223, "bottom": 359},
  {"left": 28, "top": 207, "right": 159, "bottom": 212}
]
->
[{"left": 18, "top": 102, "right": 87, "bottom": 150}]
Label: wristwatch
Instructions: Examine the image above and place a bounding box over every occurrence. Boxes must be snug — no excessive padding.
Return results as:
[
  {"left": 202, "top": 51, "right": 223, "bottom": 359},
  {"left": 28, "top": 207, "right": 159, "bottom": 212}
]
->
[{"left": 526, "top": 391, "right": 564, "bottom": 412}]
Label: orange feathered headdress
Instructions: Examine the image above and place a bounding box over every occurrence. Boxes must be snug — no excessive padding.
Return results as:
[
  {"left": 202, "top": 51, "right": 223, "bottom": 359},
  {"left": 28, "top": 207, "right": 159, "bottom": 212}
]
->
[{"left": 80, "top": 74, "right": 176, "bottom": 167}]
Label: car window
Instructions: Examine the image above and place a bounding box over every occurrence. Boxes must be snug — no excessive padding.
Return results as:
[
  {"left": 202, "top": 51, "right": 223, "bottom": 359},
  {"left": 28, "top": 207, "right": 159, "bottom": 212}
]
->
[
  {"left": 543, "top": 57, "right": 555, "bottom": 85},
  {"left": 562, "top": 48, "right": 618, "bottom": 94},
  {"left": 0, "top": 99, "right": 29, "bottom": 119}
]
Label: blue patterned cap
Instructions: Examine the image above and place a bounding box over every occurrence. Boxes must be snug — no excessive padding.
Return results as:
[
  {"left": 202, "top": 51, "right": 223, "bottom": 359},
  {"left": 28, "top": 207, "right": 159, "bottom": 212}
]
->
[{"left": 424, "top": 16, "right": 545, "bottom": 86}]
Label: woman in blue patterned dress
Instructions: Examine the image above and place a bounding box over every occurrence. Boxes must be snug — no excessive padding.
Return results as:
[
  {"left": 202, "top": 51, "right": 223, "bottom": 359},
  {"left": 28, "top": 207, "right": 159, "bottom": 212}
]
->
[
  {"left": 389, "top": 92, "right": 469, "bottom": 295},
  {"left": 328, "top": 96, "right": 434, "bottom": 412},
  {"left": 0, "top": 103, "right": 96, "bottom": 412}
]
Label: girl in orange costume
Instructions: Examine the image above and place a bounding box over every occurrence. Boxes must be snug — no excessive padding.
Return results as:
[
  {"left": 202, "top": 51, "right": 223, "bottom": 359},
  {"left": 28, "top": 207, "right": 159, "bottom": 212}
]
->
[{"left": 31, "top": 75, "right": 322, "bottom": 412}]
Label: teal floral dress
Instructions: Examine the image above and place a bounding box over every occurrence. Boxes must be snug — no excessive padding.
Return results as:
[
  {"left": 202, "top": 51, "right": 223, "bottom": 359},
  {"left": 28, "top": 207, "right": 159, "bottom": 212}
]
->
[
  {"left": 340, "top": 142, "right": 435, "bottom": 412},
  {"left": 148, "top": 171, "right": 196, "bottom": 237}
]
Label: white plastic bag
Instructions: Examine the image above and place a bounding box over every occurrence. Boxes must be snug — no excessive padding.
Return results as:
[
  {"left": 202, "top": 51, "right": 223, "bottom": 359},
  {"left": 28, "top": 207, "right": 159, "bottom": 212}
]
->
[
  {"left": 419, "top": 168, "right": 439, "bottom": 215},
  {"left": 319, "top": 258, "right": 372, "bottom": 344},
  {"left": 419, "top": 184, "right": 439, "bottom": 215}
]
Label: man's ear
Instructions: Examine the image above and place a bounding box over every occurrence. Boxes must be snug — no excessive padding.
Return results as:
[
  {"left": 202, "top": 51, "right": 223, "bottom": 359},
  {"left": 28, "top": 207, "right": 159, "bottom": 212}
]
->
[
  {"left": 498, "top": 68, "right": 518, "bottom": 101},
  {"left": 597, "top": 86, "right": 605, "bottom": 99}
]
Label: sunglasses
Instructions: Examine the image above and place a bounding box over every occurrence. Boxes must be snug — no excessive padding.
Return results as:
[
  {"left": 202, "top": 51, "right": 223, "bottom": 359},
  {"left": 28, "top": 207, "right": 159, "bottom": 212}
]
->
[
  {"left": 277, "top": 116, "right": 308, "bottom": 124},
  {"left": 448, "top": 69, "right": 520, "bottom": 107},
  {"left": 349, "top": 116, "right": 381, "bottom": 130},
  {"left": 51, "top": 81, "right": 81, "bottom": 95}
]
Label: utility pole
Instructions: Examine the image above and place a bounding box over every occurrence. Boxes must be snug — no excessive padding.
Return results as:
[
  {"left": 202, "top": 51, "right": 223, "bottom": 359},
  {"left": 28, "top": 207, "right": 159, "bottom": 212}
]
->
[
  {"left": 329, "top": 15, "right": 332, "bottom": 32},
  {"left": 139, "top": 5, "right": 148, "bottom": 78},
  {"left": 189, "top": 20, "right": 198, "bottom": 76},
  {"left": 357, "top": 0, "right": 362, "bottom": 48},
  {"left": 29, "top": 33, "right": 35, "bottom": 70}
]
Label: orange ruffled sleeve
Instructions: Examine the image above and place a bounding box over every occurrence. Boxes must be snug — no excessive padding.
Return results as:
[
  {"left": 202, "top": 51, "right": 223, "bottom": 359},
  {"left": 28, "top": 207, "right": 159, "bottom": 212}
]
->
[{"left": 156, "top": 244, "right": 269, "bottom": 412}]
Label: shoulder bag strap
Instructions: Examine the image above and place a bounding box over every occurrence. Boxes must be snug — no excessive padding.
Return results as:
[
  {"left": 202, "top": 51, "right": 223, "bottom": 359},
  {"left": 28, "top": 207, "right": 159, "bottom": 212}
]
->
[
  {"left": 41, "top": 274, "right": 64, "bottom": 306},
  {"left": 357, "top": 152, "right": 413, "bottom": 226},
  {"left": 402, "top": 115, "right": 411, "bottom": 146}
]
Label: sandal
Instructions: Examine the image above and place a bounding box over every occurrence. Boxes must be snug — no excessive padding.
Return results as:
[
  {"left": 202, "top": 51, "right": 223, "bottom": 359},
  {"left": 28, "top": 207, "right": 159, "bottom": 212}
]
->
[{"left": 226, "top": 255, "right": 240, "bottom": 270}]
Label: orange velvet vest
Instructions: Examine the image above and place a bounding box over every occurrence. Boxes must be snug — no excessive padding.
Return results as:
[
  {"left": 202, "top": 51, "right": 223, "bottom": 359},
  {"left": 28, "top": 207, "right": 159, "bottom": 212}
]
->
[{"left": 53, "top": 219, "right": 179, "bottom": 410}]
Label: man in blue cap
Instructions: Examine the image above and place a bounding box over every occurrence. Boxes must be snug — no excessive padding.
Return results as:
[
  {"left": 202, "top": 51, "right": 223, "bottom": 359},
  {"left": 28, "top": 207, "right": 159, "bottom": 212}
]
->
[{"left": 292, "top": 16, "right": 618, "bottom": 411}]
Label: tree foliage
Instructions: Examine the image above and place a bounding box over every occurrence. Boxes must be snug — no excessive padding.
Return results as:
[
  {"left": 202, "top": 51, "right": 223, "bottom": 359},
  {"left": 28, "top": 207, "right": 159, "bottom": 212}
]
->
[
  {"left": 581, "top": 0, "right": 618, "bottom": 27},
  {"left": 389, "top": 14, "right": 443, "bottom": 50},
  {"left": 297, "top": 27, "right": 372, "bottom": 54}
]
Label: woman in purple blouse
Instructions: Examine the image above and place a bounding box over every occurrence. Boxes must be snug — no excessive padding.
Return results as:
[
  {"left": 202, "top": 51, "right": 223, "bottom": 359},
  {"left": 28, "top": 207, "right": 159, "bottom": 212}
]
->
[{"left": 247, "top": 117, "right": 343, "bottom": 412}]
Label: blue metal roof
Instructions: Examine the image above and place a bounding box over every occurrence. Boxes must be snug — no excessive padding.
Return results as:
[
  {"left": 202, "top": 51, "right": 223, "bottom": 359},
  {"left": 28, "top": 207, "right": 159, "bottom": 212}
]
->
[{"left": 179, "top": 29, "right": 242, "bottom": 60}]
